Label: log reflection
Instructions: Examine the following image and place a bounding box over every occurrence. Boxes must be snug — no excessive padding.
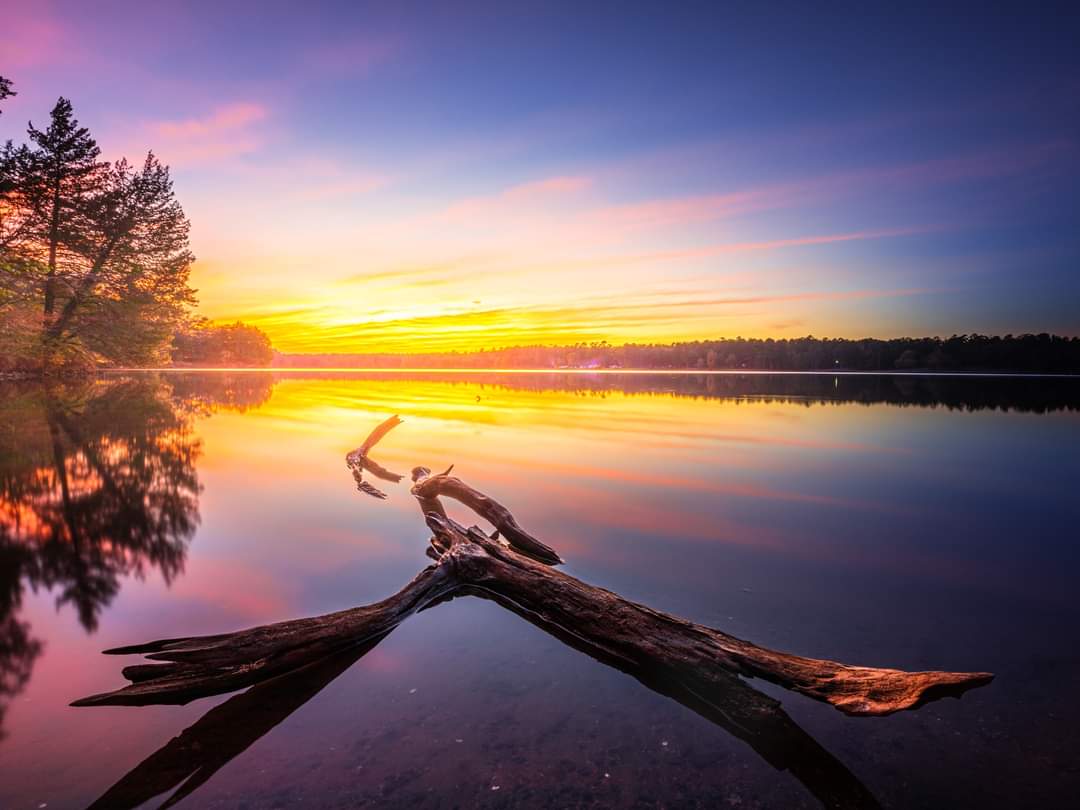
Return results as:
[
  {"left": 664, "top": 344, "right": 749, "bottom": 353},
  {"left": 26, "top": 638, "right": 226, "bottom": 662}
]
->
[{"left": 87, "top": 641, "right": 376, "bottom": 810}]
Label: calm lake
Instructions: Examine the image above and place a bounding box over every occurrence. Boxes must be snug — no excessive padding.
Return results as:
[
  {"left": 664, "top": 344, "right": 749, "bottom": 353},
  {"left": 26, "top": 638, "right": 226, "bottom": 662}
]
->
[{"left": 1, "top": 371, "right": 1078, "bottom": 809}]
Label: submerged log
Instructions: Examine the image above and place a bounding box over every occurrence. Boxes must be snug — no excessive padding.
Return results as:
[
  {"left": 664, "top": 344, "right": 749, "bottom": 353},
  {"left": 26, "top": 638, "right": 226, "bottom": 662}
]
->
[{"left": 76, "top": 418, "right": 992, "bottom": 718}]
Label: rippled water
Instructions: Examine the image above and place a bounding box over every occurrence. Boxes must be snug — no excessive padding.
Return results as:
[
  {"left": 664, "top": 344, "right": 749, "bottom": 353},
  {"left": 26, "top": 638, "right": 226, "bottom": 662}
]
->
[{"left": 0, "top": 371, "right": 1077, "bottom": 809}]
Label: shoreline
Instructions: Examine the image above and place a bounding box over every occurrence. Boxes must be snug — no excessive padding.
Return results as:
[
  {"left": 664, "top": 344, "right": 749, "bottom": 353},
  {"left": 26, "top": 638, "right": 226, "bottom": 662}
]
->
[
  {"left": 103, "top": 367, "right": 1080, "bottom": 378},
  {"left": 7, "top": 368, "right": 1080, "bottom": 380}
]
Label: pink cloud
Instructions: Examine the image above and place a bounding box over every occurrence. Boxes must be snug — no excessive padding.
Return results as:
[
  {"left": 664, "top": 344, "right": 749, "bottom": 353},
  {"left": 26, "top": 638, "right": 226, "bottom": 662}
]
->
[
  {"left": 0, "top": 8, "right": 82, "bottom": 69},
  {"left": 581, "top": 139, "right": 1075, "bottom": 244},
  {"left": 496, "top": 226, "right": 932, "bottom": 278},
  {"left": 116, "top": 102, "right": 271, "bottom": 167},
  {"left": 151, "top": 102, "right": 267, "bottom": 139},
  {"left": 641, "top": 226, "right": 931, "bottom": 263}
]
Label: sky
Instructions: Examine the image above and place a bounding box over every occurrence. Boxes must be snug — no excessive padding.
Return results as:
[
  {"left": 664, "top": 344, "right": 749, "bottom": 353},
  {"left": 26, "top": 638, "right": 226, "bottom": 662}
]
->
[{"left": 2, "top": 0, "right": 1079, "bottom": 353}]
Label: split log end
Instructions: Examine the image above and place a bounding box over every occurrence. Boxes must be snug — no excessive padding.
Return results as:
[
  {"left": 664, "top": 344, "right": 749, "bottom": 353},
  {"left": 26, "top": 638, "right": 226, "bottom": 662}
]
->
[
  {"left": 804, "top": 667, "right": 994, "bottom": 717},
  {"left": 101, "top": 636, "right": 227, "bottom": 656}
]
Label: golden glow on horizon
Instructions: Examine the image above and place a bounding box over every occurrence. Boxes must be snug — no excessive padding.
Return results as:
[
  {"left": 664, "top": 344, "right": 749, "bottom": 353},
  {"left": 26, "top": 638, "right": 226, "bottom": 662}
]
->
[
  {"left": 190, "top": 254, "right": 929, "bottom": 354},
  {"left": 184, "top": 173, "right": 935, "bottom": 354}
]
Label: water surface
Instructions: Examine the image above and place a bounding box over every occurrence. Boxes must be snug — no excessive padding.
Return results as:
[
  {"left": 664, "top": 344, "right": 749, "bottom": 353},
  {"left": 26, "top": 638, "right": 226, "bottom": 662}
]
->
[{"left": 1, "top": 371, "right": 1078, "bottom": 808}]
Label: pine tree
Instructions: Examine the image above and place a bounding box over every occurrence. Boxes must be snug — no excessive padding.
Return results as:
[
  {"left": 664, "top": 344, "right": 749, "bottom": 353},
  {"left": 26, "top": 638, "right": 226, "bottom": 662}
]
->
[
  {"left": 43, "top": 153, "right": 196, "bottom": 365},
  {"left": 2, "top": 96, "right": 196, "bottom": 371},
  {"left": 24, "top": 98, "right": 105, "bottom": 327}
]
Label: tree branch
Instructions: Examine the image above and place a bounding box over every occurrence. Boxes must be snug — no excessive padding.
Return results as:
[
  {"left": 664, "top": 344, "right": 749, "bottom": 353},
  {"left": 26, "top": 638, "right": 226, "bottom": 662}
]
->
[
  {"left": 411, "top": 466, "right": 562, "bottom": 564},
  {"left": 345, "top": 414, "right": 404, "bottom": 499}
]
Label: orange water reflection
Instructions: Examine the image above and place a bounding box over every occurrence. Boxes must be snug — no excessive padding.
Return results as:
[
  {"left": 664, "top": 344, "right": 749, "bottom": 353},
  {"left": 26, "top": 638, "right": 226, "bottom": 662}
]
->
[{"left": 1, "top": 372, "right": 1079, "bottom": 808}]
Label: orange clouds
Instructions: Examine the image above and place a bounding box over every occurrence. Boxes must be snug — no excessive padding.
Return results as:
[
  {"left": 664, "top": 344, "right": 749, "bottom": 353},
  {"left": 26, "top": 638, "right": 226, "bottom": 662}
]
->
[{"left": 221, "top": 283, "right": 932, "bottom": 354}]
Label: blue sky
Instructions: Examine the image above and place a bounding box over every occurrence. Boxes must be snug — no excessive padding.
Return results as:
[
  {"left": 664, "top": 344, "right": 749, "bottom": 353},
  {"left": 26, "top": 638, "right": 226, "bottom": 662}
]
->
[{"left": 2, "top": 1, "right": 1078, "bottom": 350}]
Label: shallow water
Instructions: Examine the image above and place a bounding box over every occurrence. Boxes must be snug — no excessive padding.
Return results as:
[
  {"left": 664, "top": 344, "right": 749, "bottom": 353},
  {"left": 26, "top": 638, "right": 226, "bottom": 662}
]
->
[{"left": 0, "top": 371, "right": 1078, "bottom": 809}]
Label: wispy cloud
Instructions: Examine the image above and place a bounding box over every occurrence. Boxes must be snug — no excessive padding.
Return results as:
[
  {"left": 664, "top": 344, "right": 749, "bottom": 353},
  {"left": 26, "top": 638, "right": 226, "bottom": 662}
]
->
[
  {"left": 151, "top": 102, "right": 267, "bottom": 139},
  {"left": 0, "top": 7, "right": 83, "bottom": 70},
  {"left": 117, "top": 102, "right": 271, "bottom": 166}
]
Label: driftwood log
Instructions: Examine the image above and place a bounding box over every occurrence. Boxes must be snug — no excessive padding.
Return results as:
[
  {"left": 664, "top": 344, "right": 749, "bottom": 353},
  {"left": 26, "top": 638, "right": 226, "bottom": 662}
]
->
[
  {"left": 89, "top": 594, "right": 884, "bottom": 810},
  {"left": 74, "top": 416, "right": 994, "bottom": 806}
]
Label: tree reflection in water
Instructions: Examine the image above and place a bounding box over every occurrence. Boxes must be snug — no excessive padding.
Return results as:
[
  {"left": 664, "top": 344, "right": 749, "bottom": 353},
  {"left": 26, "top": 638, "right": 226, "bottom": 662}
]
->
[{"left": 0, "top": 373, "right": 273, "bottom": 740}]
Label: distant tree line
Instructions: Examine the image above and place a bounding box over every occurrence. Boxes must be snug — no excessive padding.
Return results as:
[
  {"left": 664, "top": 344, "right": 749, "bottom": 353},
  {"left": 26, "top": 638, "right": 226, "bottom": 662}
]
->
[
  {"left": 0, "top": 76, "right": 271, "bottom": 374},
  {"left": 275, "top": 334, "right": 1080, "bottom": 373}
]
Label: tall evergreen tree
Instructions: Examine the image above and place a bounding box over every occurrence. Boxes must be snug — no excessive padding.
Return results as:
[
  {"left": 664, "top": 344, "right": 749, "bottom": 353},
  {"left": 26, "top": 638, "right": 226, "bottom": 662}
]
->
[
  {"left": 2, "top": 96, "right": 196, "bottom": 371},
  {"left": 24, "top": 98, "right": 104, "bottom": 327},
  {"left": 43, "top": 153, "right": 195, "bottom": 365}
]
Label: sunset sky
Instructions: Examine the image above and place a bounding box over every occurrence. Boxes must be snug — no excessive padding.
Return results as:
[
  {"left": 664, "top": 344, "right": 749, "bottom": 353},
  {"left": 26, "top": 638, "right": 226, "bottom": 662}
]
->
[{"left": 2, "top": 1, "right": 1078, "bottom": 353}]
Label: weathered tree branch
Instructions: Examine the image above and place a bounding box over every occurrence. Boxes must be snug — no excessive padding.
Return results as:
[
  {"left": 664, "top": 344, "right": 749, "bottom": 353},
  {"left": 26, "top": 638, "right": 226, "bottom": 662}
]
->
[
  {"left": 411, "top": 466, "right": 562, "bottom": 565},
  {"left": 345, "top": 414, "right": 404, "bottom": 499}
]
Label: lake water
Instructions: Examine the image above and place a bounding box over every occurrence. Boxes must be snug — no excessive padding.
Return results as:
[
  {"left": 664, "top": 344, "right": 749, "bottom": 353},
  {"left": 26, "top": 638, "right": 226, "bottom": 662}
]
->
[{"left": 1, "top": 371, "right": 1078, "bottom": 809}]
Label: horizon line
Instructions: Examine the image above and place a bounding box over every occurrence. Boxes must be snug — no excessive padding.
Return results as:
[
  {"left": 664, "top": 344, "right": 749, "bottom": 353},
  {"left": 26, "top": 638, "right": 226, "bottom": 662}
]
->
[{"left": 102, "top": 367, "right": 1080, "bottom": 379}]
